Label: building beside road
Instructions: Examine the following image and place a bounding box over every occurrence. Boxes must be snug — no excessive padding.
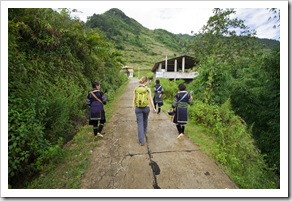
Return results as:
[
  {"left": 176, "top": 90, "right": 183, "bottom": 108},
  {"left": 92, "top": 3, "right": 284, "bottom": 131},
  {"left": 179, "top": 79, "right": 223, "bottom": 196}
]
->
[
  {"left": 152, "top": 55, "right": 199, "bottom": 81},
  {"left": 121, "top": 66, "right": 134, "bottom": 77}
]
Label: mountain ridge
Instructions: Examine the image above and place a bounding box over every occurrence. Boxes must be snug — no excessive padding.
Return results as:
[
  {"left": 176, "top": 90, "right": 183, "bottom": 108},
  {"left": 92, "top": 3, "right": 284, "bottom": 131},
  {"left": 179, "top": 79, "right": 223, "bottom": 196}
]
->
[
  {"left": 85, "top": 8, "right": 192, "bottom": 71},
  {"left": 84, "top": 8, "right": 279, "bottom": 72}
]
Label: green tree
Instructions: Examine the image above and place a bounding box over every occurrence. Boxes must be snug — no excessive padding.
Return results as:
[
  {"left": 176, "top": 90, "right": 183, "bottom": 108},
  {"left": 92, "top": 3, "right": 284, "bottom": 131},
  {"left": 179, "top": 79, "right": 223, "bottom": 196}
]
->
[
  {"left": 230, "top": 46, "right": 280, "bottom": 174},
  {"left": 8, "top": 8, "right": 127, "bottom": 187},
  {"left": 187, "top": 8, "right": 280, "bottom": 177},
  {"left": 188, "top": 8, "right": 259, "bottom": 104}
]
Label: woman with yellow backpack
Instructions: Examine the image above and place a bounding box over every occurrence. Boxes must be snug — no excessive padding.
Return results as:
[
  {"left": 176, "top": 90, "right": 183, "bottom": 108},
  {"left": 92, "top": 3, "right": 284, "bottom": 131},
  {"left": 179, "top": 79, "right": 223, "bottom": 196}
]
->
[{"left": 133, "top": 76, "right": 156, "bottom": 146}]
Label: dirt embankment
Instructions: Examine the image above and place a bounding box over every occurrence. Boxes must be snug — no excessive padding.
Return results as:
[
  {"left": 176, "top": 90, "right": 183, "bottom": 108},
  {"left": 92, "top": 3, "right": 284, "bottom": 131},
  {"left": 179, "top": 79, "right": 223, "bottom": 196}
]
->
[{"left": 80, "top": 78, "right": 238, "bottom": 190}]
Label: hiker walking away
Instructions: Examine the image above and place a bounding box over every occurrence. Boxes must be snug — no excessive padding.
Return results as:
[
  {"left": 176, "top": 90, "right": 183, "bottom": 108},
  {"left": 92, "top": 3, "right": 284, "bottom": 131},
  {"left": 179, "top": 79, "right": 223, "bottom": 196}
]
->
[
  {"left": 153, "top": 79, "right": 164, "bottom": 114},
  {"left": 172, "top": 83, "right": 192, "bottom": 139},
  {"left": 86, "top": 81, "right": 107, "bottom": 137},
  {"left": 133, "top": 76, "right": 156, "bottom": 146}
]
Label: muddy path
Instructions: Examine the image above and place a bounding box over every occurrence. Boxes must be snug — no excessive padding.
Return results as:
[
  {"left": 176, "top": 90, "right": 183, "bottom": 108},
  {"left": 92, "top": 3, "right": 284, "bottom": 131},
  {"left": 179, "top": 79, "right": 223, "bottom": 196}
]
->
[{"left": 80, "top": 78, "right": 238, "bottom": 189}]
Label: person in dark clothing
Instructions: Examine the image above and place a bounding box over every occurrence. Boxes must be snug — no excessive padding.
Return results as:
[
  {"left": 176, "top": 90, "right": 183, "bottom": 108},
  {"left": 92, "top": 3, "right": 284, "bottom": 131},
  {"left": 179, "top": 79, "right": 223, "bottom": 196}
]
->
[
  {"left": 172, "top": 83, "right": 192, "bottom": 139},
  {"left": 153, "top": 79, "right": 164, "bottom": 114},
  {"left": 86, "top": 81, "right": 107, "bottom": 137}
]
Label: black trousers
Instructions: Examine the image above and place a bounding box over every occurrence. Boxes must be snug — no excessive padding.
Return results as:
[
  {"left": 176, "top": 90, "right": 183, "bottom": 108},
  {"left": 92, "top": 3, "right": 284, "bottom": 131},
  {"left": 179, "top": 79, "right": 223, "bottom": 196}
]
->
[
  {"left": 153, "top": 98, "right": 163, "bottom": 113},
  {"left": 176, "top": 124, "right": 185, "bottom": 134},
  {"left": 90, "top": 119, "right": 105, "bottom": 136}
]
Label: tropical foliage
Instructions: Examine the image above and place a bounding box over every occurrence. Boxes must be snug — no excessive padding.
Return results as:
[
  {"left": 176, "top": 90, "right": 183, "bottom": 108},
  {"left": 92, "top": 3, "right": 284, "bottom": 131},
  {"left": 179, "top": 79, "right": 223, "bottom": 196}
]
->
[
  {"left": 185, "top": 9, "right": 280, "bottom": 177},
  {"left": 149, "top": 8, "right": 280, "bottom": 188},
  {"left": 85, "top": 8, "right": 193, "bottom": 73},
  {"left": 8, "top": 8, "right": 127, "bottom": 187},
  {"left": 151, "top": 77, "right": 278, "bottom": 188},
  {"left": 8, "top": 7, "right": 280, "bottom": 189}
]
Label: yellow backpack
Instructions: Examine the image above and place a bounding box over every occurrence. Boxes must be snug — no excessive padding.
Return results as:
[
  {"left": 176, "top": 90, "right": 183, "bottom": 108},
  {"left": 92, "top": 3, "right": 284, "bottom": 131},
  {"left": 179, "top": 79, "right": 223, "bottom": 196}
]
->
[{"left": 135, "top": 86, "right": 149, "bottom": 107}]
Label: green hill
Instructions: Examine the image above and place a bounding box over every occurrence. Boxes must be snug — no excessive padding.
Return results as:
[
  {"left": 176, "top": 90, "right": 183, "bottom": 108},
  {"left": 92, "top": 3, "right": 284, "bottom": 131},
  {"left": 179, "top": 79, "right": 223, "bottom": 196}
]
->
[
  {"left": 85, "top": 8, "right": 193, "bottom": 74},
  {"left": 84, "top": 8, "right": 279, "bottom": 75}
]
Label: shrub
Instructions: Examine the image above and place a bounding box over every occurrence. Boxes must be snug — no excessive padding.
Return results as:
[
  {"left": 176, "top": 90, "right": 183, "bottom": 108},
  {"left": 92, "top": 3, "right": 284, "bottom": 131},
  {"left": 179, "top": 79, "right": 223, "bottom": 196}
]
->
[
  {"left": 189, "top": 99, "right": 277, "bottom": 188},
  {"left": 8, "top": 95, "right": 49, "bottom": 184}
]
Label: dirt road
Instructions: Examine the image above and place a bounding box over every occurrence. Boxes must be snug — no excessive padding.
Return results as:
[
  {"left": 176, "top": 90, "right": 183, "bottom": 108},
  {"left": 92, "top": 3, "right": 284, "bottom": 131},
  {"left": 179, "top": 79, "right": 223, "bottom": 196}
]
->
[{"left": 80, "top": 78, "right": 238, "bottom": 189}]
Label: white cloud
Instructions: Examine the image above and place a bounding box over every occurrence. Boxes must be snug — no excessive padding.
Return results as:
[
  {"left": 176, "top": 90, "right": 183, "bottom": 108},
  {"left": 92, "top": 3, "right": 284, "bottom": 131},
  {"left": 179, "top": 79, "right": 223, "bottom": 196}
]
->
[
  {"left": 117, "top": 8, "right": 213, "bottom": 35},
  {"left": 70, "top": 6, "right": 280, "bottom": 39},
  {"left": 70, "top": 7, "right": 213, "bottom": 35},
  {"left": 235, "top": 8, "right": 280, "bottom": 40},
  {"left": 51, "top": 1, "right": 283, "bottom": 40}
]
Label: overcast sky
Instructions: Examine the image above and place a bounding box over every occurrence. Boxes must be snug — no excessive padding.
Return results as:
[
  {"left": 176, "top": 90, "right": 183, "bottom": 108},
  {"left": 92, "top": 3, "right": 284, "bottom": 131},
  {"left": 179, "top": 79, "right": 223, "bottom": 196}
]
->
[
  {"left": 1, "top": 0, "right": 284, "bottom": 40},
  {"left": 67, "top": 3, "right": 281, "bottom": 40}
]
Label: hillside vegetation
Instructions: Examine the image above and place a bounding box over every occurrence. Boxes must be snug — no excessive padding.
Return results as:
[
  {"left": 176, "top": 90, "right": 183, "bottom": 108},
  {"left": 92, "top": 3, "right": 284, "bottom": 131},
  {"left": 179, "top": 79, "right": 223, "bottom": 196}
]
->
[
  {"left": 8, "top": 8, "right": 280, "bottom": 189},
  {"left": 8, "top": 8, "right": 128, "bottom": 187},
  {"left": 85, "top": 8, "right": 279, "bottom": 72},
  {"left": 85, "top": 8, "right": 193, "bottom": 72}
]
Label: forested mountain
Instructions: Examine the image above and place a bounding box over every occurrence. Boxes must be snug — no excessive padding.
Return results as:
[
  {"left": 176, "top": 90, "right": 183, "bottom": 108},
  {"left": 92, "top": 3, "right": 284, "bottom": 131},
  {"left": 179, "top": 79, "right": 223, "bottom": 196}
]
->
[
  {"left": 85, "top": 8, "right": 193, "bottom": 71},
  {"left": 85, "top": 8, "right": 279, "bottom": 72},
  {"left": 8, "top": 8, "right": 280, "bottom": 189}
]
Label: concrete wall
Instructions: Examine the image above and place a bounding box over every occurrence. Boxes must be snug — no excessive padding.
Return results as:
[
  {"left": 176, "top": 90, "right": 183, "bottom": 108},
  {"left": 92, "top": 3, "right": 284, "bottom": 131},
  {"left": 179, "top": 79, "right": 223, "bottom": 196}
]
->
[{"left": 154, "top": 72, "right": 199, "bottom": 80}]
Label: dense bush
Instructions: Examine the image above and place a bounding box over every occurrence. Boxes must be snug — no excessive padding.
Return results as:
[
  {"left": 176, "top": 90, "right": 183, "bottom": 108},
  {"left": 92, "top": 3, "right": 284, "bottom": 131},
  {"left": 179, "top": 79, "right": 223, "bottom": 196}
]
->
[
  {"left": 152, "top": 78, "right": 278, "bottom": 188},
  {"left": 8, "top": 8, "right": 127, "bottom": 187},
  {"left": 230, "top": 47, "right": 280, "bottom": 174},
  {"left": 189, "top": 100, "right": 277, "bottom": 188},
  {"left": 186, "top": 8, "right": 280, "bottom": 179}
]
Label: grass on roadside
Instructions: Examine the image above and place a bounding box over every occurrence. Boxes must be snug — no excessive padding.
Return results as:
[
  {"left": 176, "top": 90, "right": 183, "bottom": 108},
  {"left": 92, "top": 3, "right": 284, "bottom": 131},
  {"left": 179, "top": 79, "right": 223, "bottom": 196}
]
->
[
  {"left": 27, "top": 126, "right": 98, "bottom": 188},
  {"left": 26, "top": 79, "right": 130, "bottom": 189},
  {"left": 161, "top": 101, "right": 216, "bottom": 160}
]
